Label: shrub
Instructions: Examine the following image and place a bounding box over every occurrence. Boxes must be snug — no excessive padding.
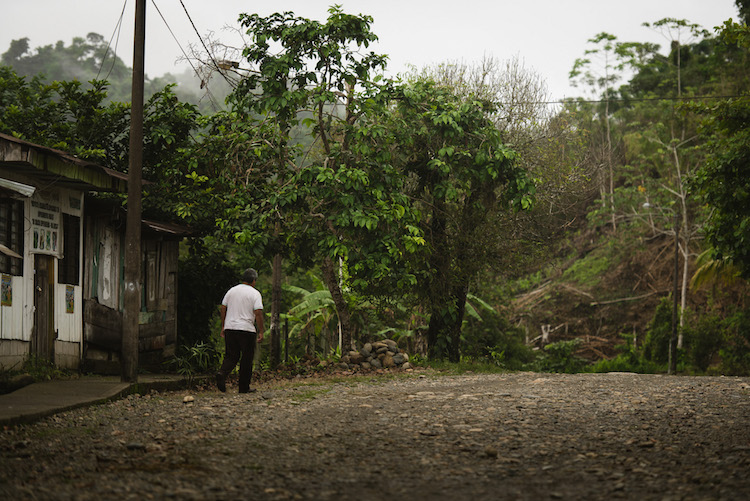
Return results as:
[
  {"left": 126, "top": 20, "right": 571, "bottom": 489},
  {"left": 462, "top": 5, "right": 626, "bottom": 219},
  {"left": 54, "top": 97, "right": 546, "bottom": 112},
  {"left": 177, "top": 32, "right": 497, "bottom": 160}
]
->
[
  {"left": 718, "top": 310, "right": 750, "bottom": 376},
  {"left": 530, "top": 339, "right": 589, "bottom": 373},
  {"left": 165, "top": 341, "right": 222, "bottom": 382},
  {"left": 177, "top": 244, "right": 238, "bottom": 348},
  {"left": 642, "top": 297, "right": 675, "bottom": 364},
  {"left": 682, "top": 311, "right": 725, "bottom": 372},
  {"left": 587, "top": 334, "right": 663, "bottom": 373},
  {"left": 461, "top": 307, "right": 534, "bottom": 370}
]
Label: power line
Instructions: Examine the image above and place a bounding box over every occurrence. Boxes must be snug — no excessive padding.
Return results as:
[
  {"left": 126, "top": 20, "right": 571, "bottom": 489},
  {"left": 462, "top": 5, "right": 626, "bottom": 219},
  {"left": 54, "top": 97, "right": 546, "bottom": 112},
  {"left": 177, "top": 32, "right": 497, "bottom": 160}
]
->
[
  {"left": 150, "top": 0, "right": 221, "bottom": 110},
  {"left": 178, "top": 0, "right": 235, "bottom": 88},
  {"left": 97, "top": 0, "right": 129, "bottom": 81},
  {"left": 530, "top": 94, "right": 747, "bottom": 107}
]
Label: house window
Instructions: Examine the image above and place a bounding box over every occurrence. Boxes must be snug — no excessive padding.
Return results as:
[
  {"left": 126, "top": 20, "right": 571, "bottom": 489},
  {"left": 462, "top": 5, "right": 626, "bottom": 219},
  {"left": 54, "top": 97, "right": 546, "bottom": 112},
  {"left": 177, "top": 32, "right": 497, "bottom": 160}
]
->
[
  {"left": 58, "top": 213, "right": 80, "bottom": 285},
  {"left": 0, "top": 198, "right": 24, "bottom": 275}
]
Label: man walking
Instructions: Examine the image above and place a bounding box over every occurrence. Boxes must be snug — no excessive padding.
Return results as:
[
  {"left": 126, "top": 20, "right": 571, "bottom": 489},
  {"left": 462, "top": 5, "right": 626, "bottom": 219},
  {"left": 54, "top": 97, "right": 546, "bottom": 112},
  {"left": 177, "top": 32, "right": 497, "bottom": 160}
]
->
[{"left": 216, "top": 268, "right": 264, "bottom": 393}]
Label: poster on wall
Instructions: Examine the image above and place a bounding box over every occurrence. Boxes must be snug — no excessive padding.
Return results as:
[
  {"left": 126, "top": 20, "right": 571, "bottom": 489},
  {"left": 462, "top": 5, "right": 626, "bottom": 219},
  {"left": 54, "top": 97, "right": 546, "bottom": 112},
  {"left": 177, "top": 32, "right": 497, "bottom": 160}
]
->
[
  {"left": 65, "top": 285, "right": 74, "bottom": 313},
  {"left": 1, "top": 274, "right": 11, "bottom": 306},
  {"left": 30, "top": 193, "right": 62, "bottom": 258}
]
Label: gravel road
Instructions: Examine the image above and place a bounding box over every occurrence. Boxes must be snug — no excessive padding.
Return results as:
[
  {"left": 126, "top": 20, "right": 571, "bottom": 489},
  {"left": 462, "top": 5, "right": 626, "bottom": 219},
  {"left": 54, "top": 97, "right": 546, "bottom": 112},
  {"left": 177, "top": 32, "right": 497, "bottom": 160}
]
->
[{"left": 1, "top": 371, "right": 749, "bottom": 500}]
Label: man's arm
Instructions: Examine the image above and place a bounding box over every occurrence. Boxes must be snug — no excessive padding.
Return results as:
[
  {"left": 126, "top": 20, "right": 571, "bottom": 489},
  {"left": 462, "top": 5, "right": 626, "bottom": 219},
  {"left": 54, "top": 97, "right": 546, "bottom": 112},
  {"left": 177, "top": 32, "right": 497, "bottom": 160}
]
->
[
  {"left": 219, "top": 305, "right": 227, "bottom": 337},
  {"left": 254, "top": 309, "right": 264, "bottom": 342}
]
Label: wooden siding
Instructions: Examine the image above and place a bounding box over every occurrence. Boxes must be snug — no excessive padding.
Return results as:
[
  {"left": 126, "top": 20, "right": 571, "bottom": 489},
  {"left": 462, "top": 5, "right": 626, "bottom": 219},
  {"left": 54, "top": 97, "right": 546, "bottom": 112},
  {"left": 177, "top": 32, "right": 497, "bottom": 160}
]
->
[{"left": 83, "top": 213, "right": 180, "bottom": 371}]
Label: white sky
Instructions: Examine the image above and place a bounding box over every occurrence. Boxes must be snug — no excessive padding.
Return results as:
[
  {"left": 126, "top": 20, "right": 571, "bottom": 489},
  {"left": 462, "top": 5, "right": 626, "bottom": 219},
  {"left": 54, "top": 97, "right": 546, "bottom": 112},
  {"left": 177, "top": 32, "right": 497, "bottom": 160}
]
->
[{"left": 1, "top": 0, "right": 741, "bottom": 100}]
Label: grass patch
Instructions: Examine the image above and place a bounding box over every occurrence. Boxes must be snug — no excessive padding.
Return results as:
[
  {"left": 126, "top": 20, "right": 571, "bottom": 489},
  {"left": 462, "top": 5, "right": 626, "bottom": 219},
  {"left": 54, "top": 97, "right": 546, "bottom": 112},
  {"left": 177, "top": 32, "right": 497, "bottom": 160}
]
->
[
  {"left": 561, "top": 251, "right": 611, "bottom": 288},
  {"left": 293, "top": 387, "right": 332, "bottom": 402}
]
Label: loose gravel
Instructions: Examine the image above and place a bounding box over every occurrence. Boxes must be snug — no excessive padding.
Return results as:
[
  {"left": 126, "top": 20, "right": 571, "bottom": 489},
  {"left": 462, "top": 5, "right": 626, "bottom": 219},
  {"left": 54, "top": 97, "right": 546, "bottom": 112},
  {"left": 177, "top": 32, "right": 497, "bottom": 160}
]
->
[{"left": 1, "top": 371, "right": 749, "bottom": 500}]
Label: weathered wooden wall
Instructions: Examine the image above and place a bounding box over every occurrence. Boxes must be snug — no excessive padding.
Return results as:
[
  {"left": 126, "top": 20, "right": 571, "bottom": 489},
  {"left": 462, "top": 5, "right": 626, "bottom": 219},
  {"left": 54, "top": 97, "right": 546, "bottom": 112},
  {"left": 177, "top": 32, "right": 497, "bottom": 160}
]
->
[{"left": 83, "top": 213, "right": 179, "bottom": 373}]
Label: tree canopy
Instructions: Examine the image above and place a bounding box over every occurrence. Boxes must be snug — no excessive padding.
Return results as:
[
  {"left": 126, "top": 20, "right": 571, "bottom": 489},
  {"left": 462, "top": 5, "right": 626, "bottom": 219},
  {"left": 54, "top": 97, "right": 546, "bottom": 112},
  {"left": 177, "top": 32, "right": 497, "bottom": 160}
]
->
[{"left": 3, "top": 4, "right": 750, "bottom": 373}]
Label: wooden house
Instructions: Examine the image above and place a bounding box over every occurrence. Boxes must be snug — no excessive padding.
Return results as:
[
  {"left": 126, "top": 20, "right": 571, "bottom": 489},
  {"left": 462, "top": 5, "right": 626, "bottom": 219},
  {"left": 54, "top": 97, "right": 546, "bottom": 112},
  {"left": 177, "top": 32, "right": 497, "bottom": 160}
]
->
[{"left": 0, "top": 133, "right": 186, "bottom": 373}]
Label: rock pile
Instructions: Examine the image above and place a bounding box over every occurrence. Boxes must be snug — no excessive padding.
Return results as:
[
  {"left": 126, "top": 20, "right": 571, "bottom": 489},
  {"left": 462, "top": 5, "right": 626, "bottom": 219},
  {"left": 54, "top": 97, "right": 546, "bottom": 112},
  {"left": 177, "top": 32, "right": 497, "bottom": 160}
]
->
[{"left": 339, "top": 339, "right": 411, "bottom": 370}]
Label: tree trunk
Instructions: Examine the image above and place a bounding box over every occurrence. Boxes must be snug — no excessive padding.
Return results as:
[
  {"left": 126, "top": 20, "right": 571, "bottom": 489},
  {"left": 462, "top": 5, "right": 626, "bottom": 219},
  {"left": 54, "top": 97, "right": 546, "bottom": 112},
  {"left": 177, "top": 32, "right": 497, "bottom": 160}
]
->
[
  {"left": 321, "top": 256, "right": 353, "bottom": 352},
  {"left": 423, "top": 194, "right": 471, "bottom": 362},
  {"left": 448, "top": 283, "right": 469, "bottom": 362},
  {"left": 426, "top": 283, "right": 468, "bottom": 362},
  {"left": 605, "top": 96, "right": 616, "bottom": 232},
  {"left": 270, "top": 251, "right": 282, "bottom": 368}
]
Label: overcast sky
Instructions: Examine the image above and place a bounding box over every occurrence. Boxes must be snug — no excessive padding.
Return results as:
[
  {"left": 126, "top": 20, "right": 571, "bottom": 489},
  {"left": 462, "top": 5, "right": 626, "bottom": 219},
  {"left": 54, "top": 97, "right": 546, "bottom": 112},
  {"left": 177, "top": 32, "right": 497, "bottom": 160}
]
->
[{"left": 1, "top": 0, "right": 741, "bottom": 100}]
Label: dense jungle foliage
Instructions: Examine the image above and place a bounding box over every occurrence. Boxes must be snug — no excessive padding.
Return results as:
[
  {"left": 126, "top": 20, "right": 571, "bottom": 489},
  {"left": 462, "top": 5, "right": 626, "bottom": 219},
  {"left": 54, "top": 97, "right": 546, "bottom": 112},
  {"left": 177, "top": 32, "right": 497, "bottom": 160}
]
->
[{"left": 1, "top": 2, "right": 749, "bottom": 376}]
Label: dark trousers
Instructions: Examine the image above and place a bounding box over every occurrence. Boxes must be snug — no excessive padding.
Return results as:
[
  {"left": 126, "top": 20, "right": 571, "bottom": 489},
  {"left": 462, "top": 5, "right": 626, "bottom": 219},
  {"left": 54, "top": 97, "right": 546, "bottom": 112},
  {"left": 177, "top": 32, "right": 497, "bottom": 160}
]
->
[{"left": 218, "top": 329, "right": 257, "bottom": 392}]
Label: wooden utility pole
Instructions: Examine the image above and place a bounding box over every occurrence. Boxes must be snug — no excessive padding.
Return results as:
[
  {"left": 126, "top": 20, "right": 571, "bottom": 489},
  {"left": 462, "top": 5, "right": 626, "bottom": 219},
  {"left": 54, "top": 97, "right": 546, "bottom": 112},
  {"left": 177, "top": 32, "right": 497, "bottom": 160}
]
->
[{"left": 121, "top": 0, "right": 146, "bottom": 382}]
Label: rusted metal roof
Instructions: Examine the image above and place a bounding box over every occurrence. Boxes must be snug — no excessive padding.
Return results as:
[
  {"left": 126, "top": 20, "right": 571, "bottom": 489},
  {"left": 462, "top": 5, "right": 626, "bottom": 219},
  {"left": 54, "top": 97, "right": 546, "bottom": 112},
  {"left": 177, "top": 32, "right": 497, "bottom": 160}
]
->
[
  {"left": 85, "top": 198, "right": 192, "bottom": 238},
  {"left": 141, "top": 218, "right": 192, "bottom": 237},
  {"left": 0, "top": 132, "right": 129, "bottom": 192}
]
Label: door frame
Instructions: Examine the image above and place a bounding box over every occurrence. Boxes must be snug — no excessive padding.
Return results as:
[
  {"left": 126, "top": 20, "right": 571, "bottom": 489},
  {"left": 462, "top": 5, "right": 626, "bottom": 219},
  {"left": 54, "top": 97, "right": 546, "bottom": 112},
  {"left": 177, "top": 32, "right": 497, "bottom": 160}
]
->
[{"left": 32, "top": 254, "right": 55, "bottom": 363}]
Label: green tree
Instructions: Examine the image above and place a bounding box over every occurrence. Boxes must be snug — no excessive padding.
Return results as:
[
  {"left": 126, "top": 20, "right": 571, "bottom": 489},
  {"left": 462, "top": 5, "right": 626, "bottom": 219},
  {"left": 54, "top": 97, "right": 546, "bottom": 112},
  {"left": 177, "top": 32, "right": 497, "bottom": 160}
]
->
[
  {"left": 570, "top": 32, "right": 629, "bottom": 231},
  {"left": 392, "top": 78, "right": 533, "bottom": 361},
  {"left": 694, "top": 91, "right": 750, "bottom": 277},
  {"left": 229, "top": 6, "right": 421, "bottom": 356},
  {"left": 2, "top": 34, "right": 220, "bottom": 108},
  {"left": 0, "top": 66, "right": 128, "bottom": 161},
  {"left": 2, "top": 34, "right": 132, "bottom": 102}
]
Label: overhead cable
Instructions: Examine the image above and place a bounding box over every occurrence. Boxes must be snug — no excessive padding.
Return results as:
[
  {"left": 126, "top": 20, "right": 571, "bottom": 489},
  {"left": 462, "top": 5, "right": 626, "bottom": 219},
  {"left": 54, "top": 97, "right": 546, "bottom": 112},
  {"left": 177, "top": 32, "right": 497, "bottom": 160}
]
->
[
  {"left": 150, "top": 0, "right": 221, "bottom": 110},
  {"left": 97, "top": 0, "right": 129, "bottom": 81},
  {"left": 178, "top": 0, "right": 235, "bottom": 87}
]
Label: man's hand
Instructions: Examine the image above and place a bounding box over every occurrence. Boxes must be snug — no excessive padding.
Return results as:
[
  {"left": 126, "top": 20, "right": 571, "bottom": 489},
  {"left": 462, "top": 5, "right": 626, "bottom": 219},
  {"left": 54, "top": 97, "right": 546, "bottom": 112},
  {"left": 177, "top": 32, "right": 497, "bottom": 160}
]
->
[{"left": 257, "top": 331, "right": 264, "bottom": 343}]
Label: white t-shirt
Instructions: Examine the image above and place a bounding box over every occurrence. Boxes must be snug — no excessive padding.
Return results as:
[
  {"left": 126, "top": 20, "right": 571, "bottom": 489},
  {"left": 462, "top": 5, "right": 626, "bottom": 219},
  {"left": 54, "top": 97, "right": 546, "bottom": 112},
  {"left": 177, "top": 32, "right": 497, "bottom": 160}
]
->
[{"left": 222, "top": 283, "right": 263, "bottom": 332}]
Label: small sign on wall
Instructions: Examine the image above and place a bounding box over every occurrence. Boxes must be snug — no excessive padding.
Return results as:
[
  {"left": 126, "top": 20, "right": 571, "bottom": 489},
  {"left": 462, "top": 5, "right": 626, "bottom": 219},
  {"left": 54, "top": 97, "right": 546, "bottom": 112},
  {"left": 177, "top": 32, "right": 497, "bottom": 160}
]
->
[
  {"left": 65, "top": 285, "right": 74, "bottom": 313},
  {"left": 1, "top": 274, "right": 11, "bottom": 306},
  {"left": 30, "top": 193, "right": 62, "bottom": 258}
]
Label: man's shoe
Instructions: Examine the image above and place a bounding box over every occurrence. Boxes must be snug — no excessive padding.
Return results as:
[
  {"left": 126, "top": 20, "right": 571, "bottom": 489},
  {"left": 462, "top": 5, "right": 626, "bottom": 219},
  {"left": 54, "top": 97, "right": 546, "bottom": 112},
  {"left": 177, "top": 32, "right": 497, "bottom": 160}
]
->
[
  {"left": 216, "top": 373, "right": 226, "bottom": 392},
  {"left": 239, "top": 387, "right": 257, "bottom": 394}
]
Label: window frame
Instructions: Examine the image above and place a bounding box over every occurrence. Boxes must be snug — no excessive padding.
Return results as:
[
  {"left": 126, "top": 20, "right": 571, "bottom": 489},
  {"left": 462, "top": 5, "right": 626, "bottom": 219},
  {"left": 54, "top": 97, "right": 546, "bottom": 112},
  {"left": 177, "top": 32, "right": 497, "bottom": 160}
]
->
[{"left": 0, "top": 197, "right": 25, "bottom": 276}]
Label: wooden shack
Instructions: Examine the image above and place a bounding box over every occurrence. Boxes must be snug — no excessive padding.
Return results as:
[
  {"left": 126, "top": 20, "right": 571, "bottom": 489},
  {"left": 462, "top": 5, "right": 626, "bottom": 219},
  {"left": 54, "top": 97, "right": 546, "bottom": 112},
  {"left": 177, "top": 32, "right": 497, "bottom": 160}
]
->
[
  {"left": 0, "top": 133, "right": 186, "bottom": 372},
  {"left": 82, "top": 199, "right": 188, "bottom": 373}
]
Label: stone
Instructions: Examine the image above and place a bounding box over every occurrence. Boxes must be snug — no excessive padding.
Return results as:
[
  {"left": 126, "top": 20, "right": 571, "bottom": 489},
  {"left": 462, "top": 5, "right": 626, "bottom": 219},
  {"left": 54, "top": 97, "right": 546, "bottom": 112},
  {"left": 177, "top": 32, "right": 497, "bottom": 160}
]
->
[
  {"left": 361, "top": 343, "right": 373, "bottom": 356},
  {"left": 361, "top": 362, "right": 371, "bottom": 370},
  {"left": 183, "top": 396, "right": 195, "bottom": 404},
  {"left": 370, "top": 358, "right": 383, "bottom": 369},
  {"left": 384, "top": 339, "right": 398, "bottom": 351},
  {"left": 349, "top": 352, "right": 364, "bottom": 365},
  {"left": 393, "top": 353, "right": 406, "bottom": 365},
  {"left": 382, "top": 354, "right": 396, "bottom": 368},
  {"left": 402, "top": 362, "right": 412, "bottom": 370},
  {"left": 483, "top": 446, "right": 499, "bottom": 458}
]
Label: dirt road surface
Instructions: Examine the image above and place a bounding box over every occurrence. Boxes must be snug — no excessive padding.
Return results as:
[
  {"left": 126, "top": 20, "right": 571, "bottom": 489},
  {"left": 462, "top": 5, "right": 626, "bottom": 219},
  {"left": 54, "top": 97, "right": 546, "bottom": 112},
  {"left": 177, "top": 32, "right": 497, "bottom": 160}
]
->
[{"left": 1, "top": 371, "right": 749, "bottom": 500}]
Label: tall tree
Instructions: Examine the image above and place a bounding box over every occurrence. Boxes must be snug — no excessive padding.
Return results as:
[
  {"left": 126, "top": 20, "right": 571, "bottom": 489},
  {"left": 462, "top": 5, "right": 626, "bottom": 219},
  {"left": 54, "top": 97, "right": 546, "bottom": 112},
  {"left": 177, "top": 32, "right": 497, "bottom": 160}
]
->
[
  {"left": 228, "top": 6, "right": 420, "bottom": 355},
  {"left": 619, "top": 19, "right": 713, "bottom": 345},
  {"left": 571, "top": 33, "right": 637, "bottom": 232},
  {"left": 693, "top": 20, "right": 750, "bottom": 278},
  {"left": 2, "top": 34, "right": 132, "bottom": 102},
  {"left": 392, "top": 78, "right": 534, "bottom": 361}
]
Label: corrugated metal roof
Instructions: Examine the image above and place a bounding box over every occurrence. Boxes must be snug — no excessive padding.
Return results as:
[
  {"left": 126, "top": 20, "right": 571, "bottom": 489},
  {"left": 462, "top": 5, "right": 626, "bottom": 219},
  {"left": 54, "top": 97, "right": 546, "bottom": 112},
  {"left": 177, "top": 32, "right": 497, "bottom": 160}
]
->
[{"left": 0, "top": 132, "right": 132, "bottom": 192}]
